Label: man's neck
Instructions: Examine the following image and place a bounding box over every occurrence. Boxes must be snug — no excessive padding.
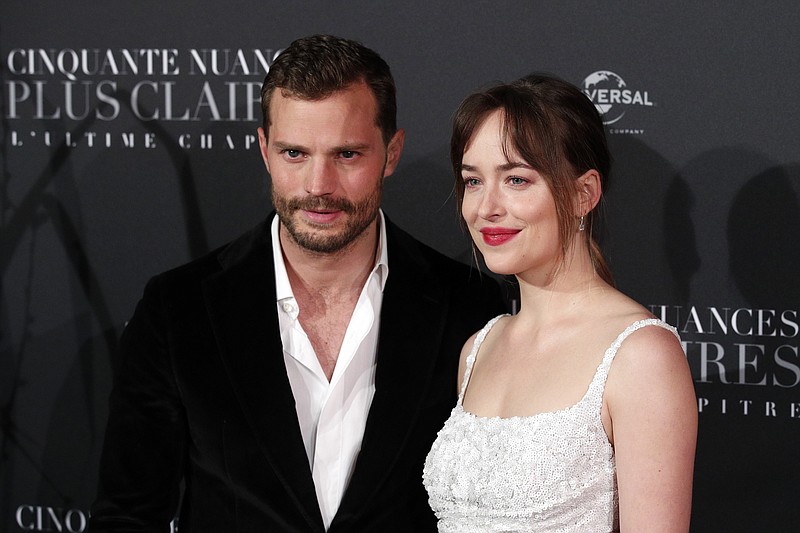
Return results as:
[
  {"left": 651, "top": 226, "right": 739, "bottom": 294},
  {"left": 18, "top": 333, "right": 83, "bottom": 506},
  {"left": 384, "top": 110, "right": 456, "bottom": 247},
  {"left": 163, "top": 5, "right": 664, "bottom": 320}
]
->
[
  {"left": 279, "top": 220, "right": 379, "bottom": 297},
  {"left": 279, "top": 220, "right": 380, "bottom": 381}
]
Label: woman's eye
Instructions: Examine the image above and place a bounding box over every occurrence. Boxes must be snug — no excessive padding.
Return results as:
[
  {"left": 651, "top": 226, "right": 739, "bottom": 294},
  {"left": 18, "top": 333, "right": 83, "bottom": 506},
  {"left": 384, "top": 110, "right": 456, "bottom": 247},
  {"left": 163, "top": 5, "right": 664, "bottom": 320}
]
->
[
  {"left": 508, "top": 176, "right": 527, "bottom": 185},
  {"left": 463, "top": 177, "right": 480, "bottom": 187}
]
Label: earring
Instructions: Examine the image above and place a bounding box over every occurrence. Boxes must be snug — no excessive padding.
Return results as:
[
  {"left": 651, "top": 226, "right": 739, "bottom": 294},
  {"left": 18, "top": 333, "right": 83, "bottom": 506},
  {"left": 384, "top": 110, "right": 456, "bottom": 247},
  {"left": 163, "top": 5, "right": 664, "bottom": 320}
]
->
[{"left": 578, "top": 215, "right": 586, "bottom": 232}]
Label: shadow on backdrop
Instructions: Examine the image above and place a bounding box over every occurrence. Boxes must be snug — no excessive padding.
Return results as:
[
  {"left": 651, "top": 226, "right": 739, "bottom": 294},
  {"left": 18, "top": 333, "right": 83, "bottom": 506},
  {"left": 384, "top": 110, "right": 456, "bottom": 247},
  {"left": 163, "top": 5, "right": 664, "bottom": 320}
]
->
[
  {"left": 0, "top": 79, "right": 220, "bottom": 524},
  {"left": 603, "top": 134, "right": 698, "bottom": 307},
  {"left": 675, "top": 148, "right": 800, "bottom": 532},
  {"left": 1, "top": 82, "right": 121, "bottom": 516},
  {"left": 700, "top": 163, "right": 800, "bottom": 532},
  {"left": 33, "top": 90, "right": 219, "bottom": 508}
]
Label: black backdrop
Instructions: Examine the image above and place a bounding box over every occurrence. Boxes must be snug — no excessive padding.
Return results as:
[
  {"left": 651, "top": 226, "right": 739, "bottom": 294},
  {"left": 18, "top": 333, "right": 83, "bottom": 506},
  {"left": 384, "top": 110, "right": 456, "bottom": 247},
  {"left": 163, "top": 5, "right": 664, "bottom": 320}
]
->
[{"left": 2, "top": 2, "right": 799, "bottom": 531}]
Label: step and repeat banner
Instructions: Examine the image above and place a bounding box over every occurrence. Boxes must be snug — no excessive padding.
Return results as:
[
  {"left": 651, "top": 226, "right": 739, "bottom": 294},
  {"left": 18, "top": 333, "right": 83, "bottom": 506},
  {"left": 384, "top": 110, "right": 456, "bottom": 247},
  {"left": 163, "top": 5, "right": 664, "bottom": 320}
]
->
[{"left": 2, "top": 2, "right": 798, "bottom": 532}]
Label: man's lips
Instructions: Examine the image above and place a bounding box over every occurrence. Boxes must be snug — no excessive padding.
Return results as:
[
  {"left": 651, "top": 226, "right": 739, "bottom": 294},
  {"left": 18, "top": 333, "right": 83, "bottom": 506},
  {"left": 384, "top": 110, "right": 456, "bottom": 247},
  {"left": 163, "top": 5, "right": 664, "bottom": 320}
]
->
[
  {"left": 302, "top": 209, "right": 342, "bottom": 224},
  {"left": 479, "top": 227, "right": 521, "bottom": 246}
]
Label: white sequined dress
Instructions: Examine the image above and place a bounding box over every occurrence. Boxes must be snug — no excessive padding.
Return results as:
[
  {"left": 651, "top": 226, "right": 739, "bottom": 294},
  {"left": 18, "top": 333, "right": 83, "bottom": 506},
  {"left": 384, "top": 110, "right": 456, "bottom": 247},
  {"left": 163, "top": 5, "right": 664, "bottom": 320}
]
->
[{"left": 423, "top": 316, "right": 679, "bottom": 532}]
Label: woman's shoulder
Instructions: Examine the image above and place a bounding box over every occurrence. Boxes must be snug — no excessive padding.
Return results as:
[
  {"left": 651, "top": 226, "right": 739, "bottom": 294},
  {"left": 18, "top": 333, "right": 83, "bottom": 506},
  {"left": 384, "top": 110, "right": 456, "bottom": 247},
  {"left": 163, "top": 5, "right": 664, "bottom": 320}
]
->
[
  {"left": 602, "top": 305, "right": 690, "bottom": 403},
  {"left": 583, "top": 290, "right": 684, "bottom": 377},
  {"left": 459, "top": 314, "right": 510, "bottom": 360}
]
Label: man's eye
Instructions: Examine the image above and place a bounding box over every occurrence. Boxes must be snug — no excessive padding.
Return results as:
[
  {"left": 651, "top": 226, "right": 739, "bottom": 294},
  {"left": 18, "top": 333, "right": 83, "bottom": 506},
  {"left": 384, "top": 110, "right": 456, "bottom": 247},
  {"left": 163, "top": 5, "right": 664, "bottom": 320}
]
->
[
  {"left": 340, "top": 151, "right": 357, "bottom": 159},
  {"left": 285, "top": 149, "right": 301, "bottom": 158}
]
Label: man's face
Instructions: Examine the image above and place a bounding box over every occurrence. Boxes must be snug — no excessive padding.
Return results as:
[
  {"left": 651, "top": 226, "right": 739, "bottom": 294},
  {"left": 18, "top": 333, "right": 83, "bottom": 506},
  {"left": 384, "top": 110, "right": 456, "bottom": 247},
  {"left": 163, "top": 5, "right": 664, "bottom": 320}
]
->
[{"left": 258, "top": 81, "right": 404, "bottom": 254}]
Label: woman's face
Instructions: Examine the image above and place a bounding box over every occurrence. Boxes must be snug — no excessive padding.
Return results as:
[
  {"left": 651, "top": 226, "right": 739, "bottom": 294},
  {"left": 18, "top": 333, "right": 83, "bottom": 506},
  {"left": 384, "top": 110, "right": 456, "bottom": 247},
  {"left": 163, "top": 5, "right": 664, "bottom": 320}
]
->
[{"left": 460, "top": 110, "right": 562, "bottom": 279}]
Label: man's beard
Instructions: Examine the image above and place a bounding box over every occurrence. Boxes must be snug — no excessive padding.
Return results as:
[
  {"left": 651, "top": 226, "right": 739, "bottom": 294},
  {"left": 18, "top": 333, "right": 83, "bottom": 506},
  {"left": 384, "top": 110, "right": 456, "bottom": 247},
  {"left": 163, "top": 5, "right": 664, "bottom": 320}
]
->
[{"left": 272, "top": 184, "right": 382, "bottom": 254}]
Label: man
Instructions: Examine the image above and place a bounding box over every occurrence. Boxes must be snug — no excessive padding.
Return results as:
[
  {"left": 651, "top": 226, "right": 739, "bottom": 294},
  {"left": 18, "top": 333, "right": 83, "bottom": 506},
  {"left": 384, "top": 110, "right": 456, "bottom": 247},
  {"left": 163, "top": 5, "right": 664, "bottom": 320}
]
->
[{"left": 89, "top": 35, "right": 504, "bottom": 532}]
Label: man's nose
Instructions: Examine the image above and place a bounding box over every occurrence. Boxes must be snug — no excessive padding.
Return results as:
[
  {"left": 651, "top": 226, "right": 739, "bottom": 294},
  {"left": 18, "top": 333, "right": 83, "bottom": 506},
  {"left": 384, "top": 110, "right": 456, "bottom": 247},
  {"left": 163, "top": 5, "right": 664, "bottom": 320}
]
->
[{"left": 305, "top": 158, "right": 337, "bottom": 196}]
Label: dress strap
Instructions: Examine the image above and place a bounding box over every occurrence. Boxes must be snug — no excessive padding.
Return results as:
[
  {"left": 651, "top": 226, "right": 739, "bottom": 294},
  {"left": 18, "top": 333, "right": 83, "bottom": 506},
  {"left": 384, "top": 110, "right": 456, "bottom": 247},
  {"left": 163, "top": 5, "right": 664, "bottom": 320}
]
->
[
  {"left": 457, "top": 314, "right": 507, "bottom": 405},
  {"left": 584, "top": 318, "right": 681, "bottom": 408}
]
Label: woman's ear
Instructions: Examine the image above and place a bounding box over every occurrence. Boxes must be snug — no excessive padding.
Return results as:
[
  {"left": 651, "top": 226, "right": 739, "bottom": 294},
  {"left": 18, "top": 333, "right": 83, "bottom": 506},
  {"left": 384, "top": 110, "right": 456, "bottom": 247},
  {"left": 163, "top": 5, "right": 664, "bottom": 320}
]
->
[{"left": 577, "top": 169, "right": 602, "bottom": 215}]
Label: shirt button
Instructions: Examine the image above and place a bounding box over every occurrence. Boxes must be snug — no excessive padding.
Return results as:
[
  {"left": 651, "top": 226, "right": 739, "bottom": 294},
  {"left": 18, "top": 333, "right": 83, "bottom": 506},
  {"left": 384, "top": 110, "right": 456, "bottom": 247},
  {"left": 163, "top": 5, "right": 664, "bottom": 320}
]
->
[{"left": 282, "top": 302, "right": 296, "bottom": 313}]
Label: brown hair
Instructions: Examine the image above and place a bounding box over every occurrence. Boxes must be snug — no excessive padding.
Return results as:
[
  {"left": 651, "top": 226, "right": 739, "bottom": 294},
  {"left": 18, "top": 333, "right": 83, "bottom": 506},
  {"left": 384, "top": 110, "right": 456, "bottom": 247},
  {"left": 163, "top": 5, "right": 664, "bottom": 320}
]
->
[
  {"left": 260, "top": 34, "right": 397, "bottom": 145},
  {"left": 451, "top": 73, "right": 614, "bottom": 285}
]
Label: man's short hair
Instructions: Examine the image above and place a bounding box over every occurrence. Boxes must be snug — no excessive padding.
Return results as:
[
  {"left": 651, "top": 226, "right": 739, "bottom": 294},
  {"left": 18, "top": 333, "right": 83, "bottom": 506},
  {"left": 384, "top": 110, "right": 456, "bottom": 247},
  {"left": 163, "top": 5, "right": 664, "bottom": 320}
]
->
[{"left": 260, "top": 34, "right": 397, "bottom": 145}]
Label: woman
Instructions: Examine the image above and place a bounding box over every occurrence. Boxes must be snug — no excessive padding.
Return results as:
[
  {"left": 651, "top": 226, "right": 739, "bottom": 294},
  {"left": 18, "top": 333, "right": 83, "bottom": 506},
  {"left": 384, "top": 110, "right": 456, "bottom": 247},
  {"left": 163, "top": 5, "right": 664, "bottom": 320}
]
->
[{"left": 423, "top": 74, "right": 697, "bottom": 532}]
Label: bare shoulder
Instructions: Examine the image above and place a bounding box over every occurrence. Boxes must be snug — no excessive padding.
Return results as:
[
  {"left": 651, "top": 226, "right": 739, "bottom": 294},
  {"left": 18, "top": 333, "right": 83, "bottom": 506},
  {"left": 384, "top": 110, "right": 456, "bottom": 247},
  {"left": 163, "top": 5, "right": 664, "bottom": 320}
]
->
[
  {"left": 610, "top": 319, "right": 687, "bottom": 379},
  {"left": 456, "top": 314, "right": 508, "bottom": 391},
  {"left": 459, "top": 330, "right": 480, "bottom": 364},
  {"left": 590, "top": 289, "right": 683, "bottom": 368},
  {"left": 601, "top": 315, "right": 697, "bottom": 530},
  {"left": 603, "top": 314, "right": 696, "bottom": 443},
  {"left": 581, "top": 291, "right": 696, "bottom": 529}
]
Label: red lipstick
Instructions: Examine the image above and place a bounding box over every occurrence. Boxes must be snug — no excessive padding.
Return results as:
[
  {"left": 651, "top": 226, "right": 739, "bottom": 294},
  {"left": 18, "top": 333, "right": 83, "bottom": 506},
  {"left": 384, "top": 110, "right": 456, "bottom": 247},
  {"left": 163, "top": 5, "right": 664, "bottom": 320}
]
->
[{"left": 479, "top": 227, "right": 520, "bottom": 246}]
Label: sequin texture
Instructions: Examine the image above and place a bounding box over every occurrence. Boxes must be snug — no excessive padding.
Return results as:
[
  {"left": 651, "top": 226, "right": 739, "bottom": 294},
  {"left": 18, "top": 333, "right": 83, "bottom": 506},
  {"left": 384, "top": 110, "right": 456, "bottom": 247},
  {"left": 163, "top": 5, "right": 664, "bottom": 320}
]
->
[{"left": 423, "top": 317, "right": 679, "bottom": 532}]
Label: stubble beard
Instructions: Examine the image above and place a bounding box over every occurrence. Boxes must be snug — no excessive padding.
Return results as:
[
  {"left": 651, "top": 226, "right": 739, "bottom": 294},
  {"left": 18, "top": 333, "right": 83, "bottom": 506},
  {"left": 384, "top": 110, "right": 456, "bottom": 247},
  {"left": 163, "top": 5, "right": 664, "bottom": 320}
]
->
[{"left": 272, "top": 182, "right": 383, "bottom": 254}]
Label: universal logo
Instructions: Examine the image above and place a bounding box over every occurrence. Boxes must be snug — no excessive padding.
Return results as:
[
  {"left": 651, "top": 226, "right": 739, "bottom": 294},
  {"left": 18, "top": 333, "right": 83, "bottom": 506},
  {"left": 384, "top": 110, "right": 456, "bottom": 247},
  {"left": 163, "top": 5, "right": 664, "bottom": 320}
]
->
[{"left": 582, "top": 70, "right": 654, "bottom": 134}]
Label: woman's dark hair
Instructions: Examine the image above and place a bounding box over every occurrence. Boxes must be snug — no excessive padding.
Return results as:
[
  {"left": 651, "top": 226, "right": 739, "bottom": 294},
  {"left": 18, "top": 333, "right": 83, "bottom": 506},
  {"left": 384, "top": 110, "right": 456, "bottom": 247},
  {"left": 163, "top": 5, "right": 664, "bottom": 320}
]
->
[{"left": 451, "top": 73, "right": 614, "bottom": 285}]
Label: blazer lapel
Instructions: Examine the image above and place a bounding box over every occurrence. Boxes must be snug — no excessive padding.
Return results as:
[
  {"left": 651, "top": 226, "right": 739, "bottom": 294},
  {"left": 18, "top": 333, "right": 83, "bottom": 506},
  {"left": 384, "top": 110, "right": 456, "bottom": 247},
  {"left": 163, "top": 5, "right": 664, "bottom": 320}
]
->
[
  {"left": 202, "top": 220, "right": 324, "bottom": 532},
  {"left": 334, "top": 220, "right": 449, "bottom": 520}
]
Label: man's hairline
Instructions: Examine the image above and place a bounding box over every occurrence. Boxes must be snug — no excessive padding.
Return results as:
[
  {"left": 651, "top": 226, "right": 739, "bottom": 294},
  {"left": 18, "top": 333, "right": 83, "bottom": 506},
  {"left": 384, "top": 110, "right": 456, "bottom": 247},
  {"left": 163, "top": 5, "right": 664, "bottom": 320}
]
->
[{"left": 261, "top": 79, "right": 393, "bottom": 146}]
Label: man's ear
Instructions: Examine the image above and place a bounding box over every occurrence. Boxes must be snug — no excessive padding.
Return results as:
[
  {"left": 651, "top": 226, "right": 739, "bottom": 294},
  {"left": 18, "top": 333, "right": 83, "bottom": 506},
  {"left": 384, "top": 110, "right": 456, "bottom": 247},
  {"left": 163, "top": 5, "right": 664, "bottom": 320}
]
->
[
  {"left": 257, "top": 127, "right": 270, "bottom": 173},
  {"left": 383, "top": 128, "right": 405, "bottom": 177}
]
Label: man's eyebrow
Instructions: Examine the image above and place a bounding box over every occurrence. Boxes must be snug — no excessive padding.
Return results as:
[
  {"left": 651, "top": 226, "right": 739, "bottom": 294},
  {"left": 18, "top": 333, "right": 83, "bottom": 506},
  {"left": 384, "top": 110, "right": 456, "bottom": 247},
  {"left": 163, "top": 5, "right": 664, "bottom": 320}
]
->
[
  {"left": 270, "top": 141, "right": 373, "bottom": 153},
  {"left": 329, "top": 143, "right": 371, "bottom": 153},
  {"left": 272, "top": 141, "right": 308, "bottom": 152}
]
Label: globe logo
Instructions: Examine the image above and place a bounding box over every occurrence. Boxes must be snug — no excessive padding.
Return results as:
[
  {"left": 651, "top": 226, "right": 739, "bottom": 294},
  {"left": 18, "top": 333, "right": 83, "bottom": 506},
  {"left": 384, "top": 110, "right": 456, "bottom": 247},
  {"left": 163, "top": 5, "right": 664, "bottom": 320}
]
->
[{"left": 583, "top": 70, "right": 627, "bottom": 125}]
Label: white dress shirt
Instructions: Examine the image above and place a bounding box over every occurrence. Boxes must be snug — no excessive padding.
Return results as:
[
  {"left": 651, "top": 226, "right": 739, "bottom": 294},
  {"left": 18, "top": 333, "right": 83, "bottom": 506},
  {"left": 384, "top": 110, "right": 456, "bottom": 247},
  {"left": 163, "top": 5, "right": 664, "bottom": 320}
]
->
[{"left": 271, "top": 211, "right": 388, "bottom": 530}]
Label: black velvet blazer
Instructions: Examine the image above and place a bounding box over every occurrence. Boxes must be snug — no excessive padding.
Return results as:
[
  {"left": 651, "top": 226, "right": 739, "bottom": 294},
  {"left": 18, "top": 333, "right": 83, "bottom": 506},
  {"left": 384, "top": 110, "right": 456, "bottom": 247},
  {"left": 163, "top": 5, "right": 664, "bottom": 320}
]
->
[{"left": 89, "top": 215, "right": 505, "bottom": 533}]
